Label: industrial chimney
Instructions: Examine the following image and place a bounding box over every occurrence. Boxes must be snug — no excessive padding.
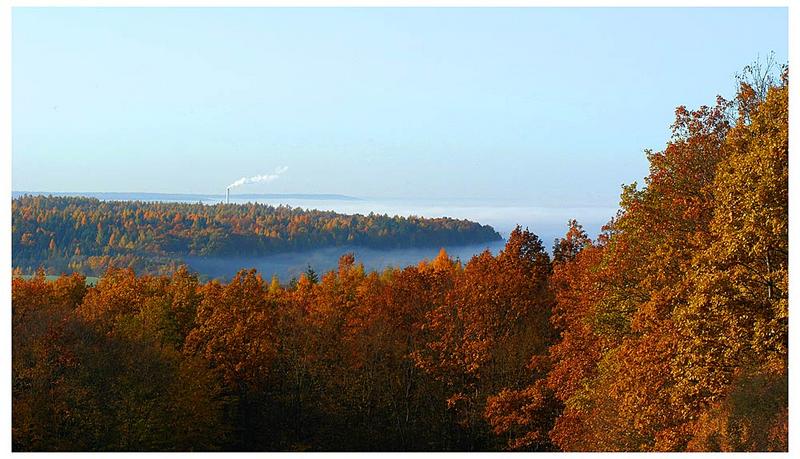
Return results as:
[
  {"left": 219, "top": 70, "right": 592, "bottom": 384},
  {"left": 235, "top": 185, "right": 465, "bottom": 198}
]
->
[{"left": 226, "top": 188, "right": 230, "bottom": 204}]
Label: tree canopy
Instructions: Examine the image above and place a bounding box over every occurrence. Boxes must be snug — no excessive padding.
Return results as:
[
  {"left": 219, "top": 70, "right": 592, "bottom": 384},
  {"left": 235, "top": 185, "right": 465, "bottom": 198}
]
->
[{"left": 12, "top": 197, "right": 501, "bottom": 276}]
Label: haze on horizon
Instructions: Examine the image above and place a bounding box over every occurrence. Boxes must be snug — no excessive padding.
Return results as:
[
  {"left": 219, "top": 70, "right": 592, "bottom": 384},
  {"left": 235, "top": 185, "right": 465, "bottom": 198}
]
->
[{"left": 12, "top": 7, "right": 787, "bottom": 208}]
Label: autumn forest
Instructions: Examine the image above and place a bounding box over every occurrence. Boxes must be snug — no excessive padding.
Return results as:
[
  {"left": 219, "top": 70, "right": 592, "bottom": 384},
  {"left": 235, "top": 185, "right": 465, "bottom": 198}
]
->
[
  {"left": 12, "top": 196, "right": 501, "bottom": 276},
  {"left": 11, "top": 69, "right": 788, "bottom": 451}
]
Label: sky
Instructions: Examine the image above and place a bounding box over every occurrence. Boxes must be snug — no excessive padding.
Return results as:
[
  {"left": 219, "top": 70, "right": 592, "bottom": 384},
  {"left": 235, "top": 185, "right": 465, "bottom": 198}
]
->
[{"left": 12, "top": 7, "right": 788, "bottom": 207}]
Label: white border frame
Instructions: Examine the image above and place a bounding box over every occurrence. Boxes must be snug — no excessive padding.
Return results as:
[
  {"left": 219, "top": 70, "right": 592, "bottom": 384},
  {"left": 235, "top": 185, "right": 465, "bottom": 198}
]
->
[{"left": 0, "top": 1, "right": 794, "bottom": 457}]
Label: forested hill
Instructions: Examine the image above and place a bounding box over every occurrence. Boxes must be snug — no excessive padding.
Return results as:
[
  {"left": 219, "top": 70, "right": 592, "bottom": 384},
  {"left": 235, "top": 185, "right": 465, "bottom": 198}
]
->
[{"left": 12, "top": 195, "right": 502, "bottom": 275}]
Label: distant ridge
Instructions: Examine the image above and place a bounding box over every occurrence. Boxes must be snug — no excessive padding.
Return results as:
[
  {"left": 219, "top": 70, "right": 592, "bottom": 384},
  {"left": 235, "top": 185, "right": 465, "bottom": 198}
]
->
[
  {"left": 12, "top": 191, "right": 362, "bottom": 202},
  {"left": 13, "top": 195, "right": 502, "bottom": 276}
]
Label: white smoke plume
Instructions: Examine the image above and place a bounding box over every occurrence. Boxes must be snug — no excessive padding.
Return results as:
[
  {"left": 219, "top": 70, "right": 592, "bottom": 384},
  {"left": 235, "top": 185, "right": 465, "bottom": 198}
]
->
[{"left": 227, "top": 166, "right": 289, "bottom": 190}]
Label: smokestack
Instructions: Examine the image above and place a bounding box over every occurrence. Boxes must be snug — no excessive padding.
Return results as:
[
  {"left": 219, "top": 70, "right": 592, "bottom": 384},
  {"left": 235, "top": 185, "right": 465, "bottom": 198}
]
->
[{"left": 226, "top": 187, "right": 230, "bottom": 204}]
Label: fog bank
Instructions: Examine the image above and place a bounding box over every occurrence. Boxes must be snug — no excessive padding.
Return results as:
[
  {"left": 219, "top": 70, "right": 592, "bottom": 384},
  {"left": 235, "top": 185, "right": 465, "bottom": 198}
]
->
[{"left": 186, "top": 240, "right": 508, "bottom": 282}]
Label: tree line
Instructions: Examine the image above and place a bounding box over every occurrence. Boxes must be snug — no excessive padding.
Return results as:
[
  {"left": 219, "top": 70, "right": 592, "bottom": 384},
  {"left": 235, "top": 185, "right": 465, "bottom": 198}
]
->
[
  {"left": 12, "top": 197, "right": 501, "bottom": 276},
  {"left": 12, "top": 67, "right": 787, "bottom": 451}
]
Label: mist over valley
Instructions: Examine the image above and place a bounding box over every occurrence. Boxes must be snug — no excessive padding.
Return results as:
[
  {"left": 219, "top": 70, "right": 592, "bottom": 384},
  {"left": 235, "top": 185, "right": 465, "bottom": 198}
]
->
[{"left": 12, "top": 191, "right": 616, "bottom": 281}]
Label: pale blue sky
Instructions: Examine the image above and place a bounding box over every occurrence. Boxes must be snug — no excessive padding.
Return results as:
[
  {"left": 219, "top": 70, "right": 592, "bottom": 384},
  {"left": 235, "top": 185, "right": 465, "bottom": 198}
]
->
[{"left": 12, "top": 7, "right": 787, "bottom": 206}]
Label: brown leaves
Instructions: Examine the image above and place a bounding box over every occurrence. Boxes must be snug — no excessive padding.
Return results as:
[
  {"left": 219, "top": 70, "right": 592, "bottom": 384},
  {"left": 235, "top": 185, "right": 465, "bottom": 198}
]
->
[
  {"left": 536, "top": 69, "right": 788, "bottom": 452},
  {"left": 185, "top": 269, "right": 277, "bottom": 388},
  {"left": 485, "top": 381, "right": 556, "bottom": 450}
]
